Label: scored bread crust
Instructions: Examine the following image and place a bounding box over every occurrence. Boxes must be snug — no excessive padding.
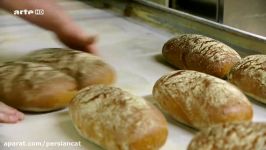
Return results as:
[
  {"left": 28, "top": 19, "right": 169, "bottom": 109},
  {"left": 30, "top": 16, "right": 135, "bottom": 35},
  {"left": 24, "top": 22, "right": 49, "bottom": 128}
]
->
[
  {"left": 162, "top": 34, "right": 241, "bottom": 78},
  {"left": 69, "top": 85, "right": 168, "bottom": 150},
  {"left": 0, "top": 61, "right": 77, "bottom": 112},
  {"left": 22, "top": 48, "right": 116, "bottom": 89},
  {"left": 152, "top": 70, "right": 253, "bottom": 129},
  {"left": 228, "top": 54, "right": 266, "bottom": 104},
  {"left": 188, "top": 122, "right": 266, "bottom": 150}
]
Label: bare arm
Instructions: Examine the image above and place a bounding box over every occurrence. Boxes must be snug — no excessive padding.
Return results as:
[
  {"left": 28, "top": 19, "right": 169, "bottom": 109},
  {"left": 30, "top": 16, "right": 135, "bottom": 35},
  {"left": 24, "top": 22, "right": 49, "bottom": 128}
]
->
[{"left": 0, "top": 0, "right": 97, "bottom": 53}]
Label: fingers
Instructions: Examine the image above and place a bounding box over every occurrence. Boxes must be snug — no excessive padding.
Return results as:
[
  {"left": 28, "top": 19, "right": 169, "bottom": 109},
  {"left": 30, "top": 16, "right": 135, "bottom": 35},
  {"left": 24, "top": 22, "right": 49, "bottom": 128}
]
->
[
  {"left": 85, "top": 44, "right": 98, "bottom": 55},
  {"left": 15, "top": 111, "right": 24, "bottom": 120},
  {"left": 87, "top": 35, "right": 98, "bottom": 45},
  {"left": 0, "top": 112, "right": 24, "bottom": 123},
  {"left": 0, "top": 101, "right": 17, "bottom": 114},
  {"left": 0, "top": 113, "right": 20, "bottom": 123},
  {"left": 54, "top": 23, "right": 98, "bottom": 53},
  {"left": 84, "top": 36, "right": 98, "bottom": 54},
  {"left": 0, "top": 102, "right": 24, "bottom": 123},
  {"left": 56, "top": 31, "right": 99, "bottom": 54}
]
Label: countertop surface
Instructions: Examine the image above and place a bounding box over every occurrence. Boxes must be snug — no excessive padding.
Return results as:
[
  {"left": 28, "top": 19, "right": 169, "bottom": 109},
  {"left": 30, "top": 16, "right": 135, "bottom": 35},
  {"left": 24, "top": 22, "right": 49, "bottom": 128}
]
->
[{"left": 0, "top": 0, "right": 265, "bottom": 150}]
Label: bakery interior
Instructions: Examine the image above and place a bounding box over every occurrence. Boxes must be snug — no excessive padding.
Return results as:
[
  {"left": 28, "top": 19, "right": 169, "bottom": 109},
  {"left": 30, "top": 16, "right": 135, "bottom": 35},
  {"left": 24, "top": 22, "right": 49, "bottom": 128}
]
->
[{"left": 0, "top": 0, "right": 266, "bottom": 150}]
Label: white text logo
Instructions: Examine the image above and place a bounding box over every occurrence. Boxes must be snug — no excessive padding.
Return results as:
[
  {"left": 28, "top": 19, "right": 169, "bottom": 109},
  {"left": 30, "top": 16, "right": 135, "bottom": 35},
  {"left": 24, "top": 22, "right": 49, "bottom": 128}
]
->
[{"left": 13, "top": 9, "right": 44, "bottom": 15}]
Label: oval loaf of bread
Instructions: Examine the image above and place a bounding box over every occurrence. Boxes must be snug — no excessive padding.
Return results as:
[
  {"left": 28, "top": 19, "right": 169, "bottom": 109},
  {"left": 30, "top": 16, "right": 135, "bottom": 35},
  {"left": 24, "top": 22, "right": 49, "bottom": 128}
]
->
[
  {"left": 228, "top": 55, "right": 266, "bottom": 104},
  {"left": 0, "top": 61, "right": 77, "bottom": 112},
  {"left": 152, "top": 70, "right": 253, "bottom": 129},
  {"left": 22, "top": 48, "right": 116, "bottom": 89},
  {"left": 69, "top": 85, "right": 168, "bottom": 150},
  {"left": 188, "top": 122, "right": 266, "bottom": 150},
  {"left": 162, "top": 34, "right": 241, "bottom": 78}
]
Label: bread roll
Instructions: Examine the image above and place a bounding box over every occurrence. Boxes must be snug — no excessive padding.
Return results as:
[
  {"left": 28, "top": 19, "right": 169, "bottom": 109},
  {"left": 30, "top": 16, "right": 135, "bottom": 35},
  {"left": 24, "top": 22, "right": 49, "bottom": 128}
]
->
[
  {"left": 152, "top": 70, "right": 253, "bottom": 129},
  {"left": 228, "top": 55, "right": 266, "bottom": 104},
  {"left": 0, "top": 61, "right": 77, "bottom": 112},
  {"left": 22, "top": 48, "right": 116, "bottom": 89},
  {"left": 69, "top": 85, "right": 168, "bottom": 150},
  {"left": 188, "top": 122, "right": 266, "bottom": 150},
  {"left": 162, "top": 34, "right": 241, "bottom": 78}
]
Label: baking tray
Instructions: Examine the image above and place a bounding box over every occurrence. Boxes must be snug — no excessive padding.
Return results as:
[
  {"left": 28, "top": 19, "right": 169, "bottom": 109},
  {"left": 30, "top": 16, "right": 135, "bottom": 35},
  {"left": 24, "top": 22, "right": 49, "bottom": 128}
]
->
[
  {"left": 0, "top": 0, "right": 265, "bottom": 150},
  {"left": 84, "top": 0, "right": 266, "bottom": 56}
]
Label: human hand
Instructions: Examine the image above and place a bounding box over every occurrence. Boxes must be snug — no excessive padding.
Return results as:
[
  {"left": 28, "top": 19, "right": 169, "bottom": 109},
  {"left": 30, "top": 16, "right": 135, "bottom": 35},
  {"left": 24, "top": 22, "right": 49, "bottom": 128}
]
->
[
  {"left": 0, "top": 101, "right": 24, "bottom": 123},
  {"left": 56, "top": 24, "right": 98, "bottom": 54}
]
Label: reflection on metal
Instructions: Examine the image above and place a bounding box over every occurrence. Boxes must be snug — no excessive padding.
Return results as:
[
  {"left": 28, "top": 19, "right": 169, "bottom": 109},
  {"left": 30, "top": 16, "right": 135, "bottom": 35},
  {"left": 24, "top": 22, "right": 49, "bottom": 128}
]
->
[
  {"left": 167, "top": 0, "right": 265, "bottom": 37},
  {"left": 84, "top": 0, "right": 266, "bottom": 55},
  {"left": 144, "top": 0, "right": 169, "bottom": 6},
  {"left": 216, "top": 0, "right": 224, "bottom": 23},
  {"left": 224, "top": 0, "right": 266, "bottom": 37}
]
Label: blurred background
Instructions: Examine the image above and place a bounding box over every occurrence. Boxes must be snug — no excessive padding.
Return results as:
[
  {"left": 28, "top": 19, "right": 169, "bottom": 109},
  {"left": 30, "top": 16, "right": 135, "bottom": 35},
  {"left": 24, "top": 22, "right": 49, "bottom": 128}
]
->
[{"left": 147, "top": 0, "right": 266, "bottom": 37}]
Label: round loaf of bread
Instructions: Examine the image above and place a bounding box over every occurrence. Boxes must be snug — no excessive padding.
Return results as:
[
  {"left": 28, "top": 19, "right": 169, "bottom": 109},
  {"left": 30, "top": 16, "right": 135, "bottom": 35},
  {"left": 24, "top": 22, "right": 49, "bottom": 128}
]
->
[
  {"left": 0, "top": 61, "right": 77, "bottom": 112},
  {"left": 188, "top": 122, "right": 266, "bottom": 150},
  {"left": 69, "top": 85, "right": 168, "bottom": 150},
  {"left": 152, "top": 70, "right": 253, "bottom": 129},
  {"left": 228, "top": 55, "right": 266, "bottom": 104},
  {"left": 162, "top": 34, "right": 241, "bottom": 78},
  {"left": 22, "top": 48, "right": 116, "bottom": 89}
]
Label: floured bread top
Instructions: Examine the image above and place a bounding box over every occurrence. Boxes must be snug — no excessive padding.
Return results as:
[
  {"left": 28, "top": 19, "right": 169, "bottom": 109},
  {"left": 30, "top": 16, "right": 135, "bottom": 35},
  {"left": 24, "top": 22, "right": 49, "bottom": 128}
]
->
[
  {"left": 154, "top": 70, "right": 249, "bottom": 108},
  {"left": 228, "top": 54, "right": 266, "bottom": 87},
  {"left": 0, "top": 61, "right": 75, "bottom": 94},
  {"left": 188, "top": 122, "right": 266, "bottom": 150},
  {"left": 22, "top": 48, "right": 109, "bottom": 77},
  {"left": 164, "top": 34, "right": 240, "bottom": 63},
  {"left": 69, "top": 85, "right": 158, "bottom": 149}
]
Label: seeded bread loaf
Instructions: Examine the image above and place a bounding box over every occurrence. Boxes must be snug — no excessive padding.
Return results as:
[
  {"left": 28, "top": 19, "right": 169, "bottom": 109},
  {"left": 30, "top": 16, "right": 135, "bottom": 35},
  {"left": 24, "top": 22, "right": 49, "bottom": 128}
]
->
[
  {"left": 228, "top": 55, "right": 266, "bottom": 104},
  {"left": 162, "top": 34, "right": 241, "bottom": 78},
  {"left": 152, "top": 70, "right": 253, "bottom": 129},
  {"left": 188, "top": 122, "right": 266, "bottom": 150},
  {"left": 69, "top": 85, "right": 168, "bottom": 150},
  {"left": 22, "top": 48, "right": 116, "bottom": 89},
  {"left": 0, "top": 61, "right": 77, "bottom": 112}
]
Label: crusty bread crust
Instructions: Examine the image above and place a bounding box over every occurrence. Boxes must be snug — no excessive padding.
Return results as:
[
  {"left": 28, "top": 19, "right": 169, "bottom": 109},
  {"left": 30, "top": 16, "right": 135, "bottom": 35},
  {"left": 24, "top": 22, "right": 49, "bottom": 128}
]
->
[
  {"left": 228, "top": 54, "right": 266, "bottom": 104},
  {"left": 162, "top": 34, "right": 241, "bottom": 78},
  {"left": 152, "top": 70, "right": 253, "bottom": 129},
  {"left": 188, "top": 122, "right": 266, "bottom": 150},
  {"left": 69, "top": 85, "right": 168, "bottom": 150},
  {"left": 22, "top": 48, "right": 116, "bottom": 89},
  {"left": 0, "top": 61, "right": 77, "bottom": 112}
]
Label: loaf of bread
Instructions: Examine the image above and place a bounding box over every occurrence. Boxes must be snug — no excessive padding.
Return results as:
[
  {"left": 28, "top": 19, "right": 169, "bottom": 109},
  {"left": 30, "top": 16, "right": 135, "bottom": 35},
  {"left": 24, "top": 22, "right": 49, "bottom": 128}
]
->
[
  {"left": 152, "top": 70, "right": 253, "bottom": 129},
  {"left": 69, "top": 85, "right": 168, "bottom": 150},
  {"left": 162, "top": 34, "right": 241, "bottom": 78},
  {"left": 0, "top": 61, "right": 77, "bottom": 112},
  {"left": 228, "top": 54, "right": 266, "bottom": 104},
  {"left": 188, "top": 122, "right": 266, "bottom": 150},
  {"left": 22, "top": 48, "right": 116, "bottom": 89}
]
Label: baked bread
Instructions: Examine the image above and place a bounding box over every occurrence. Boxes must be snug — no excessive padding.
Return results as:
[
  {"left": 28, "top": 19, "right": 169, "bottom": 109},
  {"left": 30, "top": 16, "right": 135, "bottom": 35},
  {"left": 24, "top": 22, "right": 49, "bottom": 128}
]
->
[
  {"left": 69, "top": 85, "right": 168, "bottom": 150},
  {"left": 162, "top": 34, "right": 241, "bottom": 78},
  {"left": 0, "top": 61, "right": 77, "bottom": 112},
  {"left": 228, "top": 54, "right": 266, "bottom": 104},
  {"left": 152, "top": 70, "right": 253, "bottom": 129},
  {"left": 188, "top": 122, "right": 266, "bottom": 150},
  {"left": 22, "top": 48, "right": 116, "bottom": 89}
]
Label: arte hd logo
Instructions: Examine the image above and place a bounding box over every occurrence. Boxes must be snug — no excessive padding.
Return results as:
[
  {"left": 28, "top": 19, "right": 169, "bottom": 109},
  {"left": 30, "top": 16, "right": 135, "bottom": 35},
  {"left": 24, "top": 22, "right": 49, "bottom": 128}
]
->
[{"left": 13, "top": 9, "right": 45, "bottom": 15}]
